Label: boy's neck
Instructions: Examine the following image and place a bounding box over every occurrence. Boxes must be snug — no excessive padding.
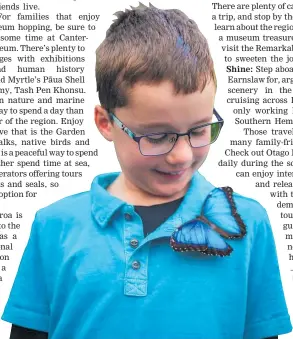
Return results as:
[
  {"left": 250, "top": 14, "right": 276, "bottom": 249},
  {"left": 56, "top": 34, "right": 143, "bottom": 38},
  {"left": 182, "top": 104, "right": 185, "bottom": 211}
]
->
[{"left": 106, "top": 173, "right": 188, "bottom": 206}]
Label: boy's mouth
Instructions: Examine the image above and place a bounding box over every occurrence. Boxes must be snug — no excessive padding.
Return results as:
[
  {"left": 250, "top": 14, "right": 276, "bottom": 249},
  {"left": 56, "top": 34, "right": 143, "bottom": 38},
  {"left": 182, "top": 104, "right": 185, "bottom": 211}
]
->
[{"left": 154, "top": 169, "right": 187, "bottom": 178}]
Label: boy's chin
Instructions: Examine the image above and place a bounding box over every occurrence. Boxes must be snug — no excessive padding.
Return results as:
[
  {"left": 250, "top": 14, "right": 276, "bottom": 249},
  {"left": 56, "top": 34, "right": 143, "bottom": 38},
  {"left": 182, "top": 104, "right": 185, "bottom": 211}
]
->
[{"left": 146, "top": 179, "right": 191, "bottom": 200}]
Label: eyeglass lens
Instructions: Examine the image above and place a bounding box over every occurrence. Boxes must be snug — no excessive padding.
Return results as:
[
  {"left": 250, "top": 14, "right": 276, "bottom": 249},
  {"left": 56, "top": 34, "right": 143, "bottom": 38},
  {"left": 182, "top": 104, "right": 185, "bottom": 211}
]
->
[{"left": 139, "top": 122, "right": 221, "bottom": 156}]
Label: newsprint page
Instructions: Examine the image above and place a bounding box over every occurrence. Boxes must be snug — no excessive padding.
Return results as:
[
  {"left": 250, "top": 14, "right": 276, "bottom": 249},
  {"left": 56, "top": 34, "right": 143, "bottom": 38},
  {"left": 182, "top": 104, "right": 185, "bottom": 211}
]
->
[{"left": 0, "top": 0, "right": 293, "bottom": 338}]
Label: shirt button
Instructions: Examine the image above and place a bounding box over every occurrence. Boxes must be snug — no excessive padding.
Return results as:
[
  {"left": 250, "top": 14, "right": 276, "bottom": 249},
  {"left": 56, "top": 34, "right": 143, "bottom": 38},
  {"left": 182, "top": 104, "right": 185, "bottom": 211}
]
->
[
  {"left": 130, "top": 239, "right": 139, "bottom": 248},
  {"left": 132, "top": 260, "right": 141, "bottom": 270},
  {"left": 124, "top": 213, "right": 132, "bottom": 221}
]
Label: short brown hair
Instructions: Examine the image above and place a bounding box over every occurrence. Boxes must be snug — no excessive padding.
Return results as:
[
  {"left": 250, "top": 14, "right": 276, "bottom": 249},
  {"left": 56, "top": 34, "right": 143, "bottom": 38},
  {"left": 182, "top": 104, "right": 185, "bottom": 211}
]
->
[{"left": 95, "top": 2, "right": 216, "bottom": 112}]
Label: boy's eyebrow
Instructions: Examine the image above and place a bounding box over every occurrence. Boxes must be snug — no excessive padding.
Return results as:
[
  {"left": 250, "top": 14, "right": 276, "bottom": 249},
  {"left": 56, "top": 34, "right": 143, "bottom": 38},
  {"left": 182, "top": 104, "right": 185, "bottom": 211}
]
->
[{"left": 136, "top": 117, "right": 212, "bottom": 131}]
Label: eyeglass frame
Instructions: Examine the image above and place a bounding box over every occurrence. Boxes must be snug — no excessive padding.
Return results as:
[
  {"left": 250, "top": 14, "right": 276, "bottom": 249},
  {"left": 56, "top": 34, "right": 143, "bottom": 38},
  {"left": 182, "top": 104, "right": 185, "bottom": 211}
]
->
[{"left": 108, "top": 108, "right": 224, "bottom": 156}]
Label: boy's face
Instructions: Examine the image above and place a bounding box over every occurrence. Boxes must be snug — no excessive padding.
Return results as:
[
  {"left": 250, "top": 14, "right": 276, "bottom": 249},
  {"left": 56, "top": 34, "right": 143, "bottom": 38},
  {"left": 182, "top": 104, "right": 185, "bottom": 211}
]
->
[{"left": 95, "top": 80, "right": 216, "bottom": 204}]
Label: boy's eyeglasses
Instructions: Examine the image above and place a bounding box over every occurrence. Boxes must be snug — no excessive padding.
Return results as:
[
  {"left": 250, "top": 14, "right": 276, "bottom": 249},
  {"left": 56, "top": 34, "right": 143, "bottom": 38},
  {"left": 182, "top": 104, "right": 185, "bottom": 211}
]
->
[{"left": 108, "top": 109, "right": 224, "bottom": 156}]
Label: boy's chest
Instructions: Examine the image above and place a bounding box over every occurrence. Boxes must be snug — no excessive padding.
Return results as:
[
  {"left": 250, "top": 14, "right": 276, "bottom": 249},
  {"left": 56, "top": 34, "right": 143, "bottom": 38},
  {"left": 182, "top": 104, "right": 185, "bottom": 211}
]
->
[
  {"left": 46, "top": 227, "right": 249, "bottom": 339},
  {"left": 48, "top": 222, "right": 249, "bottom": 299}
]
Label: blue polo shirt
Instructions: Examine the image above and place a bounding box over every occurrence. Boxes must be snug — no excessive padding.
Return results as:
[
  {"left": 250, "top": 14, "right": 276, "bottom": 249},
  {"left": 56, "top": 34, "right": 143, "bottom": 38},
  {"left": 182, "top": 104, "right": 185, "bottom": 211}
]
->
[{"left": 2, "top": 171, "right": 292, "bottom": 339}]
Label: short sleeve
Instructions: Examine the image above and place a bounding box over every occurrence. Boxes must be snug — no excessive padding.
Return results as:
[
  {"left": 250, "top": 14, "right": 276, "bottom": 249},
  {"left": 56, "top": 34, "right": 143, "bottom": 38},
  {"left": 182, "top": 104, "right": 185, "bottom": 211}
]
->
[
  {"left": 244, "top": 208, "right": 292, "bottom": 339},
  {"left": 1, "top": 213, "right": 50, "bottom": 332}
]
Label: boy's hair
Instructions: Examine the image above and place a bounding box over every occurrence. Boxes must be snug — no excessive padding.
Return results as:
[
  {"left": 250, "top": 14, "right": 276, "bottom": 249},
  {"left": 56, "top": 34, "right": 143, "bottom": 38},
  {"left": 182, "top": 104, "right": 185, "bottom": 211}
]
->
[{"left": 95, "top": 2, "right": 216, "bottom": 112}]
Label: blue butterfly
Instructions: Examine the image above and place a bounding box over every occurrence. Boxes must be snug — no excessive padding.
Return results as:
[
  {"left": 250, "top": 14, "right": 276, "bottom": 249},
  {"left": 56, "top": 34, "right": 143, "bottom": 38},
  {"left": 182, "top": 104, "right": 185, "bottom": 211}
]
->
[{"left": 170, "top": 187, "right": 247, "bottom": 257}]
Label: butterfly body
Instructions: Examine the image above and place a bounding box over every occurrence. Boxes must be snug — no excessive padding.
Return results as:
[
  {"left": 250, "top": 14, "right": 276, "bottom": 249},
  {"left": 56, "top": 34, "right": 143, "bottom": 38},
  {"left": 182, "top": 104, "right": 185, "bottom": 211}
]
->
[{"left": 170, "top": 187, "right": 246, "bottom": 257}]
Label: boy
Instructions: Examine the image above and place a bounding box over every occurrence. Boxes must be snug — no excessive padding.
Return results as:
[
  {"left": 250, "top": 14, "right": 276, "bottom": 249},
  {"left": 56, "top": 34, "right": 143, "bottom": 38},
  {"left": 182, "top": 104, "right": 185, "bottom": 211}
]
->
[{"left": 2, "top": 3, "right": 292, "bottom": 339}]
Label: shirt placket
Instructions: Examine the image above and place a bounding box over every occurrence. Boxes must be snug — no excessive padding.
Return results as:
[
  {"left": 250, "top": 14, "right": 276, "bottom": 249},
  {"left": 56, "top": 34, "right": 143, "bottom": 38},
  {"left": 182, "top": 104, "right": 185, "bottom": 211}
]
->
[
  {"left": 122, "top": 206, "right": 184, "bottom": 297},
  {"left": 123, "top": 206, "right": 150, "bottom": 297}
]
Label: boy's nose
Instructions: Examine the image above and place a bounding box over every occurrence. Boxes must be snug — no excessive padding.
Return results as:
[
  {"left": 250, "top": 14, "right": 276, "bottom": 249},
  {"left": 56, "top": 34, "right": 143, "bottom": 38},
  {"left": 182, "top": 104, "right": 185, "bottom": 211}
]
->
[{"left": 165, "top": 135, "right": 194, "bottom": 165}]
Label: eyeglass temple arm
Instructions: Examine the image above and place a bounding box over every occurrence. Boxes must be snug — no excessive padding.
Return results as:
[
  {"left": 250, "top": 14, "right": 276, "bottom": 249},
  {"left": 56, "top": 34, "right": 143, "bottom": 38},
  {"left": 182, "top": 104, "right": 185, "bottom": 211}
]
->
[
  {"left": 109, "top": 112, "right": 137, "bottom": 139},
  {"left": 213, "top": 109, "right": 223, "bottom": 123}
]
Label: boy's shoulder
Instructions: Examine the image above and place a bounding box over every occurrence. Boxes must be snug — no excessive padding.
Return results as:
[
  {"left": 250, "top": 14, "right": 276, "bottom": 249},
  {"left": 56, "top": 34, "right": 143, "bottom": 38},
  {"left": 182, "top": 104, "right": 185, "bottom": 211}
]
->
[
  {"left": 195, "top": 173, "right": 271, "bottom": 242},
  {"left": 33, "top": 172, "right": 122, "bottom": 234},
  {"left": 28, "top": 190, "right": 94, "bottom": 247},
  {"left": 36, "top": 190, "right": 91, "bottom": 221},
  {"left": 229, "top": 190, "right": 271, "bottom": 242},
  {"left": 233, "top": 190, "right": 267, "bottom": 217},
  {"left": 196, "top": 172, "right": 269, "bottom": 223},
  {"left": 35, "top": 172, "right": 120, "bottom": 221}
]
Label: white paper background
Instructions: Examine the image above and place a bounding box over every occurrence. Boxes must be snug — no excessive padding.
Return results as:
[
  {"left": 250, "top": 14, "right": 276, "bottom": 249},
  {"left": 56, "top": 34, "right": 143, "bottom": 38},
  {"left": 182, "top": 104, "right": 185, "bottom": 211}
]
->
[{"left": 0, "top": 0, "right": 292, "bottom": 337}]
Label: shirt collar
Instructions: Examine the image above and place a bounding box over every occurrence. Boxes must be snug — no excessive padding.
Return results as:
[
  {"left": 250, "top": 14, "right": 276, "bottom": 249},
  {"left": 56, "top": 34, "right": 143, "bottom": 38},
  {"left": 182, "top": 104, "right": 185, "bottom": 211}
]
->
[
  {"left": 90, "top": 171, "right": 215, "bottom": 229},
  {"left": 141, "top": 171, "right": 215, "bottom": 243},
  {"left": 91, "top": 172, "right": 126, "bottom": 228}
]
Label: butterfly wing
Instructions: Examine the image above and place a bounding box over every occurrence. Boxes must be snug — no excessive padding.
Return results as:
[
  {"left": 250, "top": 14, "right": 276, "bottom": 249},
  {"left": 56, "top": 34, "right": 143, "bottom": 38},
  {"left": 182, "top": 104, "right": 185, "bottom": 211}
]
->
[
  {"left": 203, "top": 187, "right": 246, "bottom": 239},
  {"left": 170, "top": 219, "right": 233, "bottom": 257}
]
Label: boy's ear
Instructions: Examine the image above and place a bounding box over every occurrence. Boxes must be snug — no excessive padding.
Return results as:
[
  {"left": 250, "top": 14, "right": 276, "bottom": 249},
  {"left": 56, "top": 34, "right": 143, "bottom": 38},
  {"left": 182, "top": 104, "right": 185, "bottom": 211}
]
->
[{"left": 94, "top": 105, "right": 113, "bottom": 141}]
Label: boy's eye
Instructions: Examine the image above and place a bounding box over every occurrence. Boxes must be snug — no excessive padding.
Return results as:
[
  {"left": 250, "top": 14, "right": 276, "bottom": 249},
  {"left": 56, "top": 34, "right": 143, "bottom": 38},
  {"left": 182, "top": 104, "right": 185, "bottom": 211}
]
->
[
  {"left": 144, "top": 134, "right": 169, "bottom": 144},
  {"left": 190, "top": 127, "right": 207, "bottom": 136}
]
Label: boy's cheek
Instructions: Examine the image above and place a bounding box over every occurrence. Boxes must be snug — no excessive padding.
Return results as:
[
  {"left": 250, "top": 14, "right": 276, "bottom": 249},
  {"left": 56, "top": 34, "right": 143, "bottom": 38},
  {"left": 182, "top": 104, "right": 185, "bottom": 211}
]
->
[
  {"left": 126, "top": 154, "right": 154, "bottom": 169},
  {"left": 115, "top": 142, "right": 142, "bottom": 166},
  {"left": 197, "top": 145, "right": 210, "bottom": 157},
  {"left": 192, "top": 146, "right": 210, "bottom": 168},
  {"left": 124, "top": 153, "right": 157, "bottom": 172}
]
